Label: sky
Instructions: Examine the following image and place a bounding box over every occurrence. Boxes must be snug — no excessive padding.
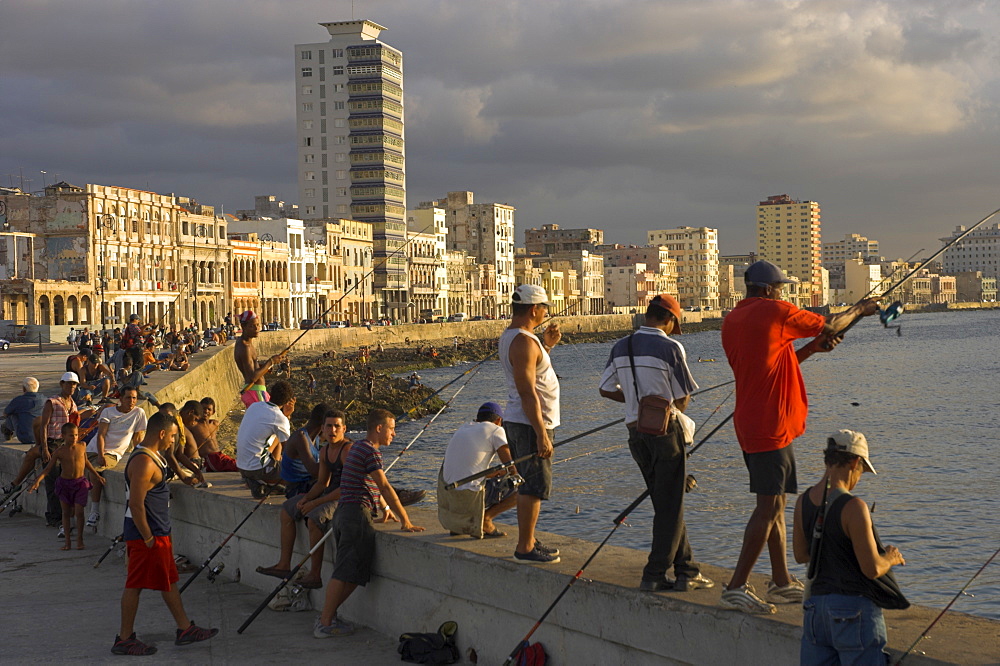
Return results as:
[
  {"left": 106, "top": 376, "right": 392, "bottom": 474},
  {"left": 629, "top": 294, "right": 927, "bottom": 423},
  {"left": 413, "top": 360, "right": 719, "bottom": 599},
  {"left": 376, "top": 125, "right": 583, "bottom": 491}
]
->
[{"left": 2, "top": 0, "right": 998, "bottom": 257}]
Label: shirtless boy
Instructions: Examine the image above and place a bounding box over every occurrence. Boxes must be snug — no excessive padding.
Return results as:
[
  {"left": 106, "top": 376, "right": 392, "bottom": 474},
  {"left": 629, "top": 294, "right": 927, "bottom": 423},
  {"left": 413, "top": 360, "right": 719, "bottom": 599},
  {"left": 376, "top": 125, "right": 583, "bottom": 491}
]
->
[
  {"left": 191, "top": 397, "right": 238, "bottom": 472},
  {"left": 30, "top": 423, "right": 105, "bottom": 550},
  {"left": 234, "top": 310, "right": 284, "bottom": 407}
]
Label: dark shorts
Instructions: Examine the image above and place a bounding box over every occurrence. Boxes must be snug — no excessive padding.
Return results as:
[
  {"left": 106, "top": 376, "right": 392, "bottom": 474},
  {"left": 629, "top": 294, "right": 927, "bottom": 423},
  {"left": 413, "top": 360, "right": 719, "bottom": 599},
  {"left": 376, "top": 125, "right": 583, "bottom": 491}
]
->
[
  {"left": 484, "top": 476, "right": 518, "bottom": 508},
  {"left": 504, "top": 421, "right": 552, "bottom": 501},
  {"left": 331, "top": 503, "right": 376, "bottom": 586},
  {"left": 307, "top": 500, "right": 337, "bottom": 528},
  {"left": 125, "top": 535, "right": 179, "bottom": 591},
  {"left": 743, "top": 445, "right": 797, "bottom": 495},
  {"left": 239, "top": 461, "right": 282, "bottom": 484},
  {"left": 282, "top": 493, "right": 308, "bottom": 520},
  {"left": 54, "top": 476, "right": 92, "bottom": 506}
]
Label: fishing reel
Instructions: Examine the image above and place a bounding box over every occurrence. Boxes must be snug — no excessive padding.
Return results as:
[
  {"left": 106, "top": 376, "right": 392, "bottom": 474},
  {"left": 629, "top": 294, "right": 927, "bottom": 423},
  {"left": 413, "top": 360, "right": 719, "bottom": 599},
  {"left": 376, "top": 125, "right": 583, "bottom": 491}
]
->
[
  {"left": 879, "top": 301, "right": 904, "bottom": 337},
  {"left": 508, "top": 473, "right": 526, "bottom": 488},
  {"left": 207, "top": 563, "right": 225, "bottom": 583}
]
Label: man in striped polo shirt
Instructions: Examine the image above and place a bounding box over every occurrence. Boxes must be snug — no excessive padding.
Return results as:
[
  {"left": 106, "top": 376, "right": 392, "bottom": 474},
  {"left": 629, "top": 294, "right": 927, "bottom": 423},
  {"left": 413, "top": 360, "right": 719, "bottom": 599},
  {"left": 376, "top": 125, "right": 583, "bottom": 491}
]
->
[
  {"left": 315, "top": 408, "right": 424, "bottom": 638},
  {"left": 599, "top": 294, "right": 714, "bottom": 593}
]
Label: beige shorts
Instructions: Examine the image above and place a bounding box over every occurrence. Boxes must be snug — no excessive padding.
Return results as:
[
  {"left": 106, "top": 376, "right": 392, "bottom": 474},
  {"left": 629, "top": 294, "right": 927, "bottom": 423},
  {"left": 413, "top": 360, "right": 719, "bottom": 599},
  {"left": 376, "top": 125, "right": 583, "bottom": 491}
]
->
[{"left": 87, "top": 452, "right": 121, "bottom": 472}]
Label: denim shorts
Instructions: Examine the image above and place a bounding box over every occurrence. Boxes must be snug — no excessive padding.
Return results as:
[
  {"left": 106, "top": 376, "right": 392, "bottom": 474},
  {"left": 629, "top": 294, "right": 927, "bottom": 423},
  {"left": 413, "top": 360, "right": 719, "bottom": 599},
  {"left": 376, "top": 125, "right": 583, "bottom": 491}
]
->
[
  {"left": 503, "top": 421, "right": 553, "bottom": 500},
  {"left": 801, "top": 593, "right": 888, "bottom": 665}
]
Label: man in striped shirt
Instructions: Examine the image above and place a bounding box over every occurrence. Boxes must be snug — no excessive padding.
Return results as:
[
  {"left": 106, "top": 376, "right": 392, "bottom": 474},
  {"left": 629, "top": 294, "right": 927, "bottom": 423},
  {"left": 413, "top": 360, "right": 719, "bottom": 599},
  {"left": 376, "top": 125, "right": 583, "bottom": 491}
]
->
[
  {"left": 599, "top": 294, "right": 713, "bottom": 593},
  {"left": 315, "top": 408, "right": 424, "bottom": 638}
]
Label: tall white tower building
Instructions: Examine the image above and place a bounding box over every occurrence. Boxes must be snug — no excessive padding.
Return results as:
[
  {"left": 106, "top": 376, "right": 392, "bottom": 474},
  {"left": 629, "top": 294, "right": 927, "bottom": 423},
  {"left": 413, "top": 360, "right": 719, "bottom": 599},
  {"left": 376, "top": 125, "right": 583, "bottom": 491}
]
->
[{"left": 295, "top": 20, "right": 407, "bottom": 320}]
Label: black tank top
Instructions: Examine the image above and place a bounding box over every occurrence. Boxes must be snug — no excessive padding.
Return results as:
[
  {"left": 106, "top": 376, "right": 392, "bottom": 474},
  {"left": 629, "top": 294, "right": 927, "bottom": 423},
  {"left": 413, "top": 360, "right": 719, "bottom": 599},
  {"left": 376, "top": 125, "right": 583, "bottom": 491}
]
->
[
  {"left": 324, "top": 440, "right": 349, "bottom": 491},
  {"left": 802, "top": 491, "right": 909, "bottom": 609},
  {"left": 123, "top": 448, "right": 173, "bottom": 540}
]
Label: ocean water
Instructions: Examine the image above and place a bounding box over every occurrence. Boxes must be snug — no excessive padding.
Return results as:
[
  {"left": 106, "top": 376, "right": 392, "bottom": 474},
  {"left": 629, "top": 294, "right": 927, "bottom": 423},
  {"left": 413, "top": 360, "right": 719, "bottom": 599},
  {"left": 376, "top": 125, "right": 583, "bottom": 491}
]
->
[{"left": 382, "top": 309, "right": 1000, "bottom": 620}]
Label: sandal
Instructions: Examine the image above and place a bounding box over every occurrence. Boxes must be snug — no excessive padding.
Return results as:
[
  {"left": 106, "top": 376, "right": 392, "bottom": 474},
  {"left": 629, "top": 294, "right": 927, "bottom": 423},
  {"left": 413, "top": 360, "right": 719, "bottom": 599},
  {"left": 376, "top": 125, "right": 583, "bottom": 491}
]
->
[
  {"left": 112, "top": 633, "right": 157, "bottom": 656},
  {"left": 483, "top": 528, "right": 507, "bottom": 538},
  {"left": 256, "top": 565, "right": 291, "bottom": 579}
]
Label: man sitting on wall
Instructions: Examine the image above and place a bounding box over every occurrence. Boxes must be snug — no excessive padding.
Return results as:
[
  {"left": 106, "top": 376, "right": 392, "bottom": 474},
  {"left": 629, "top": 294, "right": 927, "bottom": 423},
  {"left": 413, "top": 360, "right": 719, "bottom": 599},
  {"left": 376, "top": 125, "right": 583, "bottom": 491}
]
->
[{"left": 236, "top": 380, "right": 294, "bottom": 498}]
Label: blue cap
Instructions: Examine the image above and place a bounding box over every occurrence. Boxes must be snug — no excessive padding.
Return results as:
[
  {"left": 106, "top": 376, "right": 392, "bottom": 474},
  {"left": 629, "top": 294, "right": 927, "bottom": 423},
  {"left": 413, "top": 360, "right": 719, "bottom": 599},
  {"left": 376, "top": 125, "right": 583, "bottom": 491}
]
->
[
  {"left": 477, "top": 401, "right": 504, "bottom": 420},
  {"left": 745, "top": 260, "right": 796, "bottom": 287}
]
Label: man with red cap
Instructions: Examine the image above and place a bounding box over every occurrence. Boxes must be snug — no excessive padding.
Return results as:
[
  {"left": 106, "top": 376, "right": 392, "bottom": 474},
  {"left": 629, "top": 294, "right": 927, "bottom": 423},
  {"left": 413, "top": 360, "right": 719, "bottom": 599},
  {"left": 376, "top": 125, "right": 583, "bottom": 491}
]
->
[
  {"left": 599, "top": 294, "right": 713, "bottom": 593},
  {"left": 719, "top": 260, "right": 879, "bottom": 614},
  {"left": 234, "top": 310, "right": 284, "bottom": 407}
]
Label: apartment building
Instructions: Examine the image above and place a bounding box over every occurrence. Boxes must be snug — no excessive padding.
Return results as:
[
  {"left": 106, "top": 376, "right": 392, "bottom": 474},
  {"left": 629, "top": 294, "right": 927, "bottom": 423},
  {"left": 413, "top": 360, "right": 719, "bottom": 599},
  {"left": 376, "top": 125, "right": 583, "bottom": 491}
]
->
[
  {"left": 756, "top": 194, "right": 822, "bottom": 306},
  {"left": 940, "top": 223, "right": 1000, "bottom": 278},
  {"left": 647, "top": 227, "right": 719, "bottom": 310},
  {"left": 296, "top": 20, "right": 408, "bottom": 320},
  {"left": 406, "top": 207, "right": 448, "bottom": 320},
  {"left": 524, "top": 224, "right": 604, "bottom": 256}
]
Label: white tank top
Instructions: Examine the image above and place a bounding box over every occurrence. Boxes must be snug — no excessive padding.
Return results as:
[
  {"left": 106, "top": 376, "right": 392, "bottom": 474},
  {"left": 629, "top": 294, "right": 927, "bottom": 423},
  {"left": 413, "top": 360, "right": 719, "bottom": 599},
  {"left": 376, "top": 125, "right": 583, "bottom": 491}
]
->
[{"left": 498, "top": 327, "right": 560, "bottom": 429}]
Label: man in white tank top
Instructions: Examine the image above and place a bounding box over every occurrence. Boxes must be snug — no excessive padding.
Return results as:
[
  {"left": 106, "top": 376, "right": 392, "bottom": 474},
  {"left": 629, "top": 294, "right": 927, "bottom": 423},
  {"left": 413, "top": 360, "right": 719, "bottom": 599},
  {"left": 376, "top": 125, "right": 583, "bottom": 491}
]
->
[{"left": 498, "top": 284, "right": 563, "bottom": 564}]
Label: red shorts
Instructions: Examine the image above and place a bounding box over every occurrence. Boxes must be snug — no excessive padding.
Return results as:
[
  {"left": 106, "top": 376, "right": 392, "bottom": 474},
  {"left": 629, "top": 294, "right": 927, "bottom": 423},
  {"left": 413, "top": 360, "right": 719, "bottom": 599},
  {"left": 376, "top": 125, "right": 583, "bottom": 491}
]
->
[
  {"left": 205, "top": 451, "right": 239, "bottom": 473},
  {"left": 125, "top": 536, "right": 179, "bottom": 591}
]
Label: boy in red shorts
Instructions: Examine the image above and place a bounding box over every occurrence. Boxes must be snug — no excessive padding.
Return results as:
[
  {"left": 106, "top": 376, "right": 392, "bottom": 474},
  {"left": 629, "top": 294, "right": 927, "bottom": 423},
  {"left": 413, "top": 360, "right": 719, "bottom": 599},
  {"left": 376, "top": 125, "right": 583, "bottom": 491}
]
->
[
  {"left": 113, "top": 411, "right": 218, "bottom": 656},
  {"left": 29, "top": 422, "right": 105, "bottom": 550}
]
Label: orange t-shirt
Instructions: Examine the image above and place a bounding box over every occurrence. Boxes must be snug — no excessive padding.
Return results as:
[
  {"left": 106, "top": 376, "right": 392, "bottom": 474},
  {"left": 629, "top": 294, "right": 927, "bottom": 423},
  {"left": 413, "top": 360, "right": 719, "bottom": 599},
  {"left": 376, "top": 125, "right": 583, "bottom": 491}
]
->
[{"left": 721, "top": 298, "right": 826, "bottom": 453}]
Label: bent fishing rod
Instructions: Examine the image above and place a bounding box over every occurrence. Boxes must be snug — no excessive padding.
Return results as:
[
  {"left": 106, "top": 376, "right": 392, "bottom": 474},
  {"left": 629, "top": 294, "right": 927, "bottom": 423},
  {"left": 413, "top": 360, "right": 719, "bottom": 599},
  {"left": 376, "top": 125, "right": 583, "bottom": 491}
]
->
[
  {"left": 444, "top": 379, "right": 735, "bottom": 490},
  {"left": 238, "top": 525, "right": 336, "bottom": 634},
  {"left": 239, "top": 220, "right": 438, "bottom": 394},
  {"left": 385, "top": 364, "right": 484, "bottom": 473},
  {"left": 501, "top": 488, "right": 650, "bottom": 666},
  {"left": 179, "top": 485, "right": 276, "bottom": 593},
  {"left": 895, "top": 542, "right": 1000, "bottom": 665}
]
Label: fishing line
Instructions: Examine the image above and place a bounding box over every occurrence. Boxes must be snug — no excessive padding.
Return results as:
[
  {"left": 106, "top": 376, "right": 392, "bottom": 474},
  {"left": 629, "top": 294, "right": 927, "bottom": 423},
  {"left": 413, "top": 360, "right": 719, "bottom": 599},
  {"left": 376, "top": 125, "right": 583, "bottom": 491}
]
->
[
  {"left": 895, "top": 543, "right": 1000, "bottom": 664},
  {"left": 385, "top": 363, "right": 484, "bottom": 472},
  {"left": 239, "top": 220, "right": 438, "bottom": 394}
]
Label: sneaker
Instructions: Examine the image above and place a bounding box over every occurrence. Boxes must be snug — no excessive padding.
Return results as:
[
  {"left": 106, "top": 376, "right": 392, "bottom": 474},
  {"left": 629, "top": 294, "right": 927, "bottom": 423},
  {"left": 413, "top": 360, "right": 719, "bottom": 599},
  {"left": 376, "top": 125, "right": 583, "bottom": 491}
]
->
[
  {"left": 534, "top": 540, "right": 560, "bottom": 557},
  {"left": 57, "top": 525, "right": 65, "bottom": 539},
  {"left": 175, "top": 621, "right": 219, "bottom": 645},
  {"left": 766, "top": 576, "right": 805, "bottom": 604},
  {"left": 674, "top": 573, "right": 715, "bottom": 592},
  {"left": 1, "top": 482, "right": 17, "bottom": 496},
  {"left": 87, "top": 512, "right": 100, "bottom": 533},
  {"left": 313, "top": 616, "right": 355, "bottom": 638},
  {"left": 513, "top": 547, "right": 560, "bottom": 564},
  {"left": 719, "top": 583, "right": 777, "bottom": 615},
  {"left": 112, "top": 633, "right": 157, "bottom": 656},
  {"left": 639, "top": 576, "right": 676, "bottom": 592}
]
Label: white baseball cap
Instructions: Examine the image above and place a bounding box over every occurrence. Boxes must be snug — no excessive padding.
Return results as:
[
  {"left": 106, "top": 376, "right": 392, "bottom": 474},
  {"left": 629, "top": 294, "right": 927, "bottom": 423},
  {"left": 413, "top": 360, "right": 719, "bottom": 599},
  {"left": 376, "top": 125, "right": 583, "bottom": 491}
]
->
[
  {"left": 512, "top": 284, "right": 550, "bottom": 306},
  {"left": 61, "top": 371, "right": 80, "bottom": 383},
  {"left": 827, "top": 429, "right": 877, "bottom": 474}
]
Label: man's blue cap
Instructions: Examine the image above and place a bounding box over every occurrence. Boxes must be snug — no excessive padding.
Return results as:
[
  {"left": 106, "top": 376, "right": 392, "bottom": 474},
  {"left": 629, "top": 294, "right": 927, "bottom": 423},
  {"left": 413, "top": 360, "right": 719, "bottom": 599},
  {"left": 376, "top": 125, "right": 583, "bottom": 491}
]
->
[
  {"left": 745, "top": 260, "right": 796, "bottom": 287},
  {"left": 477, "top": 401, "right": 504, "bottom": 420}
]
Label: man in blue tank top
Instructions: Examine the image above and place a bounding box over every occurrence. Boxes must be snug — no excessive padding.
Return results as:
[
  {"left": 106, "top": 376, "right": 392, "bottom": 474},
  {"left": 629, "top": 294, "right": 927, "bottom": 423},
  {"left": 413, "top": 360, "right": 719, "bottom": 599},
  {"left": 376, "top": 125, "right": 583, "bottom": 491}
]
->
[{"left": 112, "top": 411, "right": 218, "bottom": 656}]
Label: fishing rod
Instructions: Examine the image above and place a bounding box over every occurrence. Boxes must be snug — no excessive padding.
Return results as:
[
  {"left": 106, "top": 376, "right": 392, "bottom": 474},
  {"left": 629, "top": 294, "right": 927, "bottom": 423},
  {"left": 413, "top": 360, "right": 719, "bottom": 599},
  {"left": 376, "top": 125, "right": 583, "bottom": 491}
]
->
[
  {"left": 239, "top": 220, "right": 438, "bottom": 394},
  {"left": 385, "top": 364, "right": 484, "bottom": 473},
  {"left": 895, "top": 543, "right": 1000, "bottom": 665},
  {"left": 238, "top": 526, "right": 336, "bottom": 634},
  {"left": 501, "top": 489, "right": 650, "bottom": 666},
  {"left": 690, "top": 389, "right": 734, "bottom": 441},
  {"left": 94, "top": 533, "right": 124, "bottom": 568},
  {"left": 443, "top": 380, "right": 735, "bottom": 490},
  {"left": 179, "top": 486, "right": 276, "bottom": 593}
]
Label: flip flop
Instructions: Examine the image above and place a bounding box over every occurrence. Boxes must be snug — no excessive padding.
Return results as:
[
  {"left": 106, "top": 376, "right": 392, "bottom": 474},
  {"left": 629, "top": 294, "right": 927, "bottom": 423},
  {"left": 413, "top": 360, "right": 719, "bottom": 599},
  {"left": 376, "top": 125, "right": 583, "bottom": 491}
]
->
[
  {"left": 483, "top": 528, "right": 507, "bottom": 538},
  {"left": 256, "top": 566, "right": 291, "bottom": 579}
]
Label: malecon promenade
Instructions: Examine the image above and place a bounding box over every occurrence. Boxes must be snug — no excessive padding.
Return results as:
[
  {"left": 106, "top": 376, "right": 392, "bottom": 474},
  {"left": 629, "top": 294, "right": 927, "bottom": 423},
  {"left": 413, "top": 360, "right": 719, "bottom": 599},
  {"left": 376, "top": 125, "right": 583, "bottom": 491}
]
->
[{"left": 2, "top": 317, "right": 998, "bottom": 664}]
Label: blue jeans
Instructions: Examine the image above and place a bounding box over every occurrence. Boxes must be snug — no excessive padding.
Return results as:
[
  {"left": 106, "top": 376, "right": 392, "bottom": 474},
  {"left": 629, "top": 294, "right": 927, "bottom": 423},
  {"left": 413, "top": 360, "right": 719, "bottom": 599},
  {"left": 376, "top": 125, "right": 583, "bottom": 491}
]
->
[{"left": 801, "top": 593, "right": 888, "bottom": 665}]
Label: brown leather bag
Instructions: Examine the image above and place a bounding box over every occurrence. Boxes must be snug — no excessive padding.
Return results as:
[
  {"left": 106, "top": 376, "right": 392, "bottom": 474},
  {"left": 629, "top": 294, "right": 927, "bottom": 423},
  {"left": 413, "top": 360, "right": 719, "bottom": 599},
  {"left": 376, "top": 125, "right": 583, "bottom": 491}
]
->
[{"left": 628, "top": 334, "right": 672, "bottom": 436}]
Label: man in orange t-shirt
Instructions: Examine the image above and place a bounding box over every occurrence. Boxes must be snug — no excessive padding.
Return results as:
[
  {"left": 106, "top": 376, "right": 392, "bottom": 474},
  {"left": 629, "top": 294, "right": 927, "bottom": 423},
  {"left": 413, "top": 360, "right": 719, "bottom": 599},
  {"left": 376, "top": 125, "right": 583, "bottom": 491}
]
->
[{"left": 718, "top": 261, "right": 879, "bottom": 614}]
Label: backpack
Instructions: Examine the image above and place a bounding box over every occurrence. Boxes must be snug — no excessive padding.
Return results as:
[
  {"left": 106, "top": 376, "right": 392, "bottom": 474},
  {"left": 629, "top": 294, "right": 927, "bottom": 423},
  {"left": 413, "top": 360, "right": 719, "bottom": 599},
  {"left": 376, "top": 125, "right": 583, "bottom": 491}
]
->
[
  {"left": 266, "top": 582, "right": 312, "bottom": 612},
  {"left": 397, "top": 621, "right": 459, "bottom": 664},
  {"left": 513, "top": 641, "right": 548, "bottom": 666}
]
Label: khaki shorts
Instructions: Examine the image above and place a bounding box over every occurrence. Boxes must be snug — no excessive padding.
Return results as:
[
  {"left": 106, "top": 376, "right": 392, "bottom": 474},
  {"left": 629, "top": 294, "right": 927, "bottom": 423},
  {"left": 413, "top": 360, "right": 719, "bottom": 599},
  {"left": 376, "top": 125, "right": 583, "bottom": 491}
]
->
[{"left": 87, "top": 451, "right": 121, "bottom": 473}]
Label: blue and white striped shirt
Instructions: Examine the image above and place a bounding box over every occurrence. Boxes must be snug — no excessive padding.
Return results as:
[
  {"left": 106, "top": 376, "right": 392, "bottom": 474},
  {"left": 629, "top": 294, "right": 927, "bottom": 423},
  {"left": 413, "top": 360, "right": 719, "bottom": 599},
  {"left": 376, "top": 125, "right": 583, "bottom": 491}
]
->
[{"left": 598, "top": 326, "right": 698, "bottom": 424}]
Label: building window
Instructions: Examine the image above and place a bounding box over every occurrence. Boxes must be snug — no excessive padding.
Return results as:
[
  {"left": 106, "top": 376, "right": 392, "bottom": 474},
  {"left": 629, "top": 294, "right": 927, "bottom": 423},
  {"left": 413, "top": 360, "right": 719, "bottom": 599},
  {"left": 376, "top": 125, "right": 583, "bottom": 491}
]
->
[
  {"left": 334, "top": 118, "right": 345, "bottom": 127},
  {"left": 332, "top": 84, "right": 345, "bottom": 92},
  {"left": 305, "top": 188, "right": 316, "bottom": 198},
  {"left": 305, "top": 171, "right": 316, "bottom": 181},
  {"left": 302, "top": 102, "right": 313, "bottom": 112},
  {"left": 336, "top": 170, "right": 346, "bottom": 180},
  {"left": 302, "top": 85, "right": 313, "bottom": 95},
  {"left": 302, "top": 119, "right": 313, "bottom": 130},
  {"left": 337, "top": 205, "right": 348, "bottom": 214},
  {"left": 304, "top": 154, "right": 315, "bottom": 164},
  {"left": 334, "top": 153, "right": 346, "bottom": 163},
  {"left": 332, "top": 66, "right": 344, "bottom": 75},
  {"left": 336, "top": 187, "right": 347, "bottom": 197},
  {"left": 334, "top": 135, "right": 346, "bottom": 144},
  {"left": 301, "top": 67, "right": 313, "bottom": 77},
  {"left": 301, "top": 51, "right": 312, "bottom": 60},
  {"left": 303, "top": 137, "right": 312, "bottom": 146},
  {"left": 332, "top": 48, "right": 343, "bottom": 58},
  {"left": 334, "top": 101, "right": 345, "bottom": 110},
  {"left": 305, "top": 206, "right": 316, "bottom": 215}
]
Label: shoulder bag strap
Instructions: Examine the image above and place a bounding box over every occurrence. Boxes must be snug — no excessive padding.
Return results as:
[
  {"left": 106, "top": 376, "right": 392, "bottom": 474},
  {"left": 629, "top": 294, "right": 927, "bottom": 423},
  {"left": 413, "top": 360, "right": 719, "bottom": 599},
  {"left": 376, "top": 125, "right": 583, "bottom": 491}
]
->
[{"left": 627, "top": 333, "right": 643, "bottom": 401}]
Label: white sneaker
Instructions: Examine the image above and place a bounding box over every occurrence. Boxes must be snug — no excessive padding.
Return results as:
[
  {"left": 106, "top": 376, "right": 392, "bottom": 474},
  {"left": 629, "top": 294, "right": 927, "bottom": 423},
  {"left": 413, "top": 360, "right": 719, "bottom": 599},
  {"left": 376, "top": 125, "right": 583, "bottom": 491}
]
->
[
  {"left": 766, "top": 576, "right": 805, "bottom": 604},
  {"left": 86, "top": 512, "right": 100, "bottom": 533},
  {"left": 719, "top": 583, "right": 777, "bottom": 615}
]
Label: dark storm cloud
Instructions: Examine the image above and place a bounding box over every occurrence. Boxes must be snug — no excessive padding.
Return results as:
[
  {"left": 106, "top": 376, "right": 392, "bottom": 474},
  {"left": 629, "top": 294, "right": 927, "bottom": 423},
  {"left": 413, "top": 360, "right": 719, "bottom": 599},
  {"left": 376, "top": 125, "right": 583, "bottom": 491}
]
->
[{"left": 1, "top": 0, "right": 997, "bottom": 255}]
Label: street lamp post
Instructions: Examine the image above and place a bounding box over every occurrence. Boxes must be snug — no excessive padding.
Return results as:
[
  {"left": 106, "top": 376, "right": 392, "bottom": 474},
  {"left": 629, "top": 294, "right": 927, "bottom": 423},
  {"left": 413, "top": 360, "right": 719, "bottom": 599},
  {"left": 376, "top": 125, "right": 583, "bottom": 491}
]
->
[
  {"left": 99, "top": 213, "right": 115, "bottom": 331},
  {"left": 258, "top": 233, "right": 273, "bottom": 324}
]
